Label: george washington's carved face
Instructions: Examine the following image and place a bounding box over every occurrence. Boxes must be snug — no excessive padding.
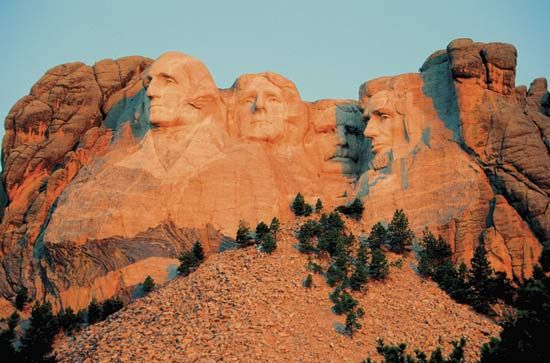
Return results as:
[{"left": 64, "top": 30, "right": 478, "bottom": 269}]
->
[{"left": 146, "top": 52, "right": 218, "bottom": 128}]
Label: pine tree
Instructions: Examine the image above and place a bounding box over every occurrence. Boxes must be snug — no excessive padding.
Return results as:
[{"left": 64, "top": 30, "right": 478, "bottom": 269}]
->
[
  {"left": 101, "top": 297, "right": 123, "bottom": 320},
  {"left": 367, "top": 222, "right": 387, "bottom": 249},
  {"left": 178, "top": 250, "right": 199, "bottom": 276},
  {"left": 255, "top": 221, "right": 270, "bottom": 243},
  {"left": 345, "top": 307, "right": 364, "bottom": 337},
  {"left": 142, "top": 275, "right": 155, "bottom": 294},
  {"left": 304, "top": 273, "right": 313, "bottom": 288},
  {"left": 261, "top": 232, "right": 277, "bottom": 254},
  {"left": 87, "top": 298, "right": 102, "bottom": 324},
  {"left": 192, "top": 241, "right": 205, "bottom": 262},
  {"left": 350, "top": 258, "right": 369, "bottom": 291},
  {"left": 58, "top": 307, "right": 81, "bottom": 335},
  {"left": 236, "top": 220, "right": 253, "bottom": 247},
  {"left": 469, "top": 240, "right": 495, "bottom": 314},
  {"left": 292, "top": 192, "right": 307, "bottom": 216},
  {"left": 369, "top": 247, "right": 389, "bottom": 280},
  {"left": 0, "top": 312, "right": 19, "bottom": 362},
  {"left": 19, "top": 301, "right": 59, "bottom": 362},
  {"left": 269, "top": 217, "right": 280, "bottom": 235},
  {"left": 15, "top": 286, "right": 29, "bottom": 311},
  {"left": 315, "top": 198, "right": 323, "bottom": 213},
  {"left": 387, "top": 209, "right": 414, "bottom": 253}
]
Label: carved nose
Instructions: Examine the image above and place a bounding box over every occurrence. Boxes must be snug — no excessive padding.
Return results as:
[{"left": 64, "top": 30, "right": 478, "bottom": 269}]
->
[
  {"left": 254, "top": 95, "right": 266, "bottom": 111},
  {"left": 335, "top": 127, "right": 347, "bottom": 146},
  {"left": 363, "top": 121, "right": 377, "bottom": 139},
  {"left": 146, "top": 79, "right": 159, "bottom": 98}
]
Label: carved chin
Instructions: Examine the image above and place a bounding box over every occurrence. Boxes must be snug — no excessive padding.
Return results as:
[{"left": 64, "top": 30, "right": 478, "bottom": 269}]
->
[{"left": 372, "top": 152, "right": 391, "bottom": 170}]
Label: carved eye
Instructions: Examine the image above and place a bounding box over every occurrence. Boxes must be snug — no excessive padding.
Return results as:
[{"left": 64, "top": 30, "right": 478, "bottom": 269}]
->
[
  {"left": 381, "top": 114, "right": 390, "bottom": 121},
  {"left": 268, "top": 96, "right": 280, "bottom": 102},
  {"left": 165, "top": 77, "right": 175, "bottom": 84},
  {"left": 244, "top": 98, "right": 255, "bottom": 104},
  {"left": 345, "top": 126, "right": 362, "bottom": 135}
]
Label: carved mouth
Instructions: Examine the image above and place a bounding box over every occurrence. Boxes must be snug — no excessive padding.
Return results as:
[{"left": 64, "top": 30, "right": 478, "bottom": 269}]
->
[{"left": 328, "top": 150, "right": 358, "bottom": 163}]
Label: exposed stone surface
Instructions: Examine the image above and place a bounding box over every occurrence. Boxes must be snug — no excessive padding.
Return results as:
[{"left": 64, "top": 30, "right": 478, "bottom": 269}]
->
[
  {"left": 54, "top": 226, "right": 500, "bottom": 362},
  {"left": 0, "top": 56, "right": 152, "bottom": 313},
  {"left": 0, "top": 41, "right": 548, "bottom": 315}
]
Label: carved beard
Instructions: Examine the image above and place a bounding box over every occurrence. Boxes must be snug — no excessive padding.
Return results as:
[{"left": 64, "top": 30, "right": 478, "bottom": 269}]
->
[{"left": 371, "top": 151, "right": 391, "bottom": 170}]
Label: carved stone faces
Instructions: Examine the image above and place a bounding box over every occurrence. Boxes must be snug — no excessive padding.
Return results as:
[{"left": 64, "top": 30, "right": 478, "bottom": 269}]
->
[{"left": 146, "top": 51, "right": 219, "bottom": 128}]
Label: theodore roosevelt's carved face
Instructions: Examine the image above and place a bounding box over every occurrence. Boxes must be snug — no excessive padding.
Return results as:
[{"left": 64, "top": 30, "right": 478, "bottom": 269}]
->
[{"left": 313, "top": 106, "right": 364, "bottom": 175}]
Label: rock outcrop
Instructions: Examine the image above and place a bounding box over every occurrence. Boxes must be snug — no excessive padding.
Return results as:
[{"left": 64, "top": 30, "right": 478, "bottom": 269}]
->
[{"left": 0, "top": 41, "right": 548, "bottom": 314}]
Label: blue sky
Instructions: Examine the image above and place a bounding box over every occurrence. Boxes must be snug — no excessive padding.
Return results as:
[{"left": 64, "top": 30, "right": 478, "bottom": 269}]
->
[{"left": 1, "top": 0, "right": 548, "bottom": 144}]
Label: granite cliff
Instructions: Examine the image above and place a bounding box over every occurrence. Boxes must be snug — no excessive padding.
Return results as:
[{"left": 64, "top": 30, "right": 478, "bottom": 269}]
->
[{"left": 0, "top": 39, "right": 548, "bottom": 314}]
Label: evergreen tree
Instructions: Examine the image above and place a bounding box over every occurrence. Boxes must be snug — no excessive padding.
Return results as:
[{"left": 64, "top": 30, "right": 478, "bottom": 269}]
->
[
  {"left": 292, "top": 192, "right": 313, "bottom": 216},
  {"left": 357, "top": 240, "right": 369, "bottom": 265},
  {"left": 539, "top": 241, "right": 550, "bottom": 272},
  {"left": 480, "top": 254, "right": 550, "bottom": 362},
  {"left": 255, "top": 221, "right": 270, "bottom": 243},
  {"left": 58, "top": 307, "right": 81, "bottom": 335},
  {"left": 315, "top": 198, "right": 323, "bottom": 213},
  {"left": 0, "top": 312, "right": 19, "bottom": 362},
  {"left": 326, "top": 263, "right": 347, "bottom": 287},
  {"left": 297, "top": 219, "right": 320, "bottom": 253},
  {"left": 469, "top": 240, "right": 495, "bottom": 314},
  {"left": 350, "top": 258, "right": 369, "bottom": 291},
  {"left": 367, "top": 222, "right": 387, "bottom": 249},
  {"left": 236, "top": 220, "right": 253, "bottom": 246},
  {"left": 345, "top": 307, "right": 364, "bottom": 337},
  {"left": 261, "top": 232, "right": 277, "bottom": 254},
  {"left": 192, "top": 241, "right": 205, "bottom": 262},
  {"left": 15, "top": 286, "right": 29, "bottom": 311},
  {"left": 369, "top": 248, "right": 389, "bottom": 280},
  {"left": 269, "top": 217, "right": 280, "bottom": 235},
  {"left": 19, "top": 301, "right": 59, "bottom": 362},
  {"left": 178, "top": 250, "right": 199, "bottom": 276},
  {"left": 304, "top": 273, "right": 313, "bottom": 288},
  {"left": 331, "top": 290, "right": 358, "bottom": 315},
  {"left": 142, "top": 275, "right": 155, "bottom": 294},
  {"left": 101, "top": 297, "right": 123, "bottom": 320},
  {"left": 87, "top": 298, "right": 102, "bottom": 324},
  {"left": 418, "top": 229, "right": 452, "bottom": 277},
  {"left": 387, "top": 209, "right": 414, "bottom": 253}
]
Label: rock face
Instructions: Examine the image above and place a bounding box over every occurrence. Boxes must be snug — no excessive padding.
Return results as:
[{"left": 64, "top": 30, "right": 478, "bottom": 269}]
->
[{"left": 0, "top": 42, "right": 548, "bottom": 313}]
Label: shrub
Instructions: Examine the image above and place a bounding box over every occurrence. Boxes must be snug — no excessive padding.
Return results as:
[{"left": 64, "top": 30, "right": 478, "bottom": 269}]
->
[
  {"left": 15, "top": 286, "right": 29, "bottom": 311},
  {"left": 304, "top": 273, "right": 313, "bottom": 288},
  {"left": 101, "top": 297, "right": 123, "bottom": 320},
  {"left": 87, "top": 298, "right": 102, "bottom": 324},
  {"left": 142, "top": 275, "right": 155, "bottom": 294},
  {"left": 336, "top": 198, "right": 364, "bottom": 220},
  {"left": 315, "top": 198, "right": 323, "bottom": 213},
  {"left": 367, "top": 222, "right": 387, "bottom": 249}
]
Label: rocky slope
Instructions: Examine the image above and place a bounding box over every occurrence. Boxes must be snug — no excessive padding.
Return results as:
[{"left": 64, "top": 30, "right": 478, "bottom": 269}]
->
[{"left": 54, "top": 223, "right": 500, "bottom": 362}]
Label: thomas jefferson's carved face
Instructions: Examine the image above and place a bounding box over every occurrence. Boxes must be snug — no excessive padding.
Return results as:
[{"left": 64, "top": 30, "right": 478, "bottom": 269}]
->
[
  {"left": 146, "top": 54, "right": 199, "bottom": 128},
  {"left": 235, "top": 77, "right": 288, "bottom": 142}
]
